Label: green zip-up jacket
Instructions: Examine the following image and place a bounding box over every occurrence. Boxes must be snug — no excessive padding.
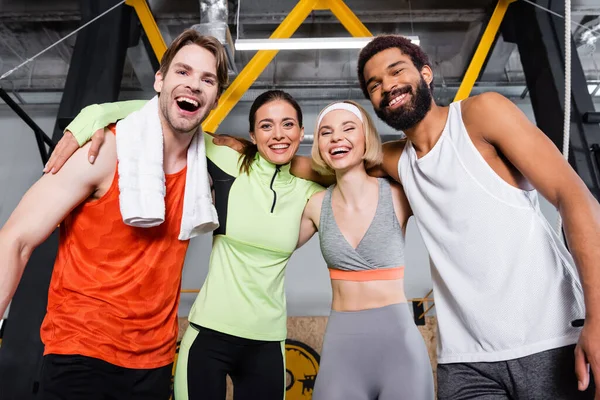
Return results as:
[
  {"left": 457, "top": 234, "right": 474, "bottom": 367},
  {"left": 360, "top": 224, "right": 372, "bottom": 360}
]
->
[{"left": 67, "top": 101, "right": 323, "bottom": 340}]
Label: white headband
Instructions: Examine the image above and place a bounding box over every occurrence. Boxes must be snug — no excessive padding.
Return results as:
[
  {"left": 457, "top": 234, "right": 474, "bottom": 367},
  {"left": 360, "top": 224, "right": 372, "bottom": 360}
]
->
[{"left": 317, "top": 102, "right": 364, "bottom": 127}]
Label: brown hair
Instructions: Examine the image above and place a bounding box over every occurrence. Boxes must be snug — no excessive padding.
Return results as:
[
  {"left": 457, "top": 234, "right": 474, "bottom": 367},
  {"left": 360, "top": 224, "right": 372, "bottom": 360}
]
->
[
  {"left": 311, "top": 100, "right": 382, "bottom": 175},
  {"left": 239, "top": 90, "right": 303, "bottom": 174},
  {"left": 158, "top": 29, "right": 229, "bottom": 96}
]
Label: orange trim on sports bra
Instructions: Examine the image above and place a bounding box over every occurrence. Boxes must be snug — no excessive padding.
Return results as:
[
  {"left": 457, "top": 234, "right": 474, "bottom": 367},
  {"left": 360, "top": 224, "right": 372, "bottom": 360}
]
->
[{"left": 328, "top": 266, "right": 405, "bottom": 282}]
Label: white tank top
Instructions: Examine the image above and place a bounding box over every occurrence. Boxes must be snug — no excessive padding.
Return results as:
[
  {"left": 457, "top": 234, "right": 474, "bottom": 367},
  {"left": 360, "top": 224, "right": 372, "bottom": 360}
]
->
[{"left": 398, "top": 101, "right": 585, "bottom": 363}]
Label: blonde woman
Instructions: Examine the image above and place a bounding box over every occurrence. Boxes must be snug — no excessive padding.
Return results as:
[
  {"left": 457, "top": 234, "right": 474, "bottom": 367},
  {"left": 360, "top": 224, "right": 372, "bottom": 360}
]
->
[{"left": 297, "top": 101, "right": 434, "bottom": 399}]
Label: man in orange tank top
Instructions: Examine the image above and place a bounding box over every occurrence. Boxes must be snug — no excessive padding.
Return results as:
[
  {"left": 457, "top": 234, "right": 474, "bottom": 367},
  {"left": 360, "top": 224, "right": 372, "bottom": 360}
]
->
[{"left": 0, "top": 29, "right": 228, "bottom": 400}]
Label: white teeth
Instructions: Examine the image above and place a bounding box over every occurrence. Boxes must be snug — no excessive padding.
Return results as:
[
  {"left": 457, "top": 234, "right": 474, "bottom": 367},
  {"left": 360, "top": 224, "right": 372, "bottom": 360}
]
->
[
  {"left": 389, "top": 93, "right": 407, "bottom": 106},
  {"left": 330, "top": 147, "right": 350, "bottom": 155},
  {"left": 176, "top": 97, "right": 198, "bottom": 107},
  {"left": 270, "top": 144, "right": 290, "bottom": 149}
]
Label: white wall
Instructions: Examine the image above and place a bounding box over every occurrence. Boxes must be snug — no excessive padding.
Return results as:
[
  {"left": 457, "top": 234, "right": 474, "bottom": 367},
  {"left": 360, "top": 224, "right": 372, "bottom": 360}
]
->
[{"left": 0, "top": 100, "right": 596, "bottom": 319}]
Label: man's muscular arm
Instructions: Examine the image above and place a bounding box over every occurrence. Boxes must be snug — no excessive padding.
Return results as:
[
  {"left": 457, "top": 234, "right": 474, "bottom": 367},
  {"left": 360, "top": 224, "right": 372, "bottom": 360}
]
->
[
  {"left": 0, "top": 137, "right": 116, "bottom": 317},
  {"left": 379, "top": 139, "right": 407, "bottom": 182}
]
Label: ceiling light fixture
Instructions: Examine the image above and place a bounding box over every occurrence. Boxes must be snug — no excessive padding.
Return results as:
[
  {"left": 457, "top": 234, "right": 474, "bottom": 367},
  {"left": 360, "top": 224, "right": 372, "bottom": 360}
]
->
[{"left": 235, "top": 36, "right": 420, "bottom": 51}]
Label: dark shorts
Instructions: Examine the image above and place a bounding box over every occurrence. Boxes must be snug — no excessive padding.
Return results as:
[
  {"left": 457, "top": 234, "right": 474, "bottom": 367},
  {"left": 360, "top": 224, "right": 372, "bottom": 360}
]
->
[
  {"left": 39, "top": 354, "right": 173, "bottom": 400},
  {"left": 437, "top": 344, "right": 595, "bottom": 400}
]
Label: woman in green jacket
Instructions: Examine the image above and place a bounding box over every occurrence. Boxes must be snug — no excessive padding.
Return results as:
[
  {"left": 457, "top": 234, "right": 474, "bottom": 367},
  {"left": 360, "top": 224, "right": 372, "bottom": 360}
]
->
[{"left": 55, "top": 90, "right": 323, "bottom": 400}]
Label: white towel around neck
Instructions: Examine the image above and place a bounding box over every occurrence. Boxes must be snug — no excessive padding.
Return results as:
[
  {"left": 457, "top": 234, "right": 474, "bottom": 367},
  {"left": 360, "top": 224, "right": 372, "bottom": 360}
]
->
[{"left": 115, "top": 95, "right": 218, "bottom": 240}]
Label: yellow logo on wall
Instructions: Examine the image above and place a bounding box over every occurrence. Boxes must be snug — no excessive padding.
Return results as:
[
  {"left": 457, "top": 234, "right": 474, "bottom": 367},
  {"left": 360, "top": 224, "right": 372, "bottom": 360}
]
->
[
  {"left": 285, "top": 339, "right": 320, "bottom": 399},
  {"left": 169, "top": 339, "right": 321, "bottom": 399}
]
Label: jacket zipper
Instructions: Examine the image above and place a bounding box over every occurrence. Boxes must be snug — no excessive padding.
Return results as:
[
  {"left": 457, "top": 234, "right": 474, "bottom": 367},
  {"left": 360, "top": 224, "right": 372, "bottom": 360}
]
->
[{"left": 269, "top": 165, "right": 281, "bottom": 213}]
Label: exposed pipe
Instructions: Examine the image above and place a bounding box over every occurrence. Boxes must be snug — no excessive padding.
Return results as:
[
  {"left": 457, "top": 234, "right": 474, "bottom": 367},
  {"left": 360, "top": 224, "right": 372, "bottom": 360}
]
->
[
  {"left": 200, "top": 0, "right": 228, "bottom": 24},
  {"left": 195, "top": 0, "right": 236, "bottom": 74}
]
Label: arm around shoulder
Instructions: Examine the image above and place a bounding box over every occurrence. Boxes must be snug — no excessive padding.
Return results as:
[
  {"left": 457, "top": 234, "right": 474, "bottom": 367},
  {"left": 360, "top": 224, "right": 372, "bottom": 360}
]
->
[
  {"left": 291, "top": 156, "right": 336, "bottom": 187},
  {"left": 380, "top": 139, "right": 407, "bottom": 182},
  {"left": 45, "top": 101, "right": 146, "bottom": 173},
  {"left": 66, "top": 100, "right": 147, "bottom": 146}
]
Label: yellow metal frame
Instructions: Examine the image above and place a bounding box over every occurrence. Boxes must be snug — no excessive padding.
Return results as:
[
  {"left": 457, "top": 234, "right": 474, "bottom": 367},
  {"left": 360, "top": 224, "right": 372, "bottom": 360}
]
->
[
  {"left": 126, "top": 0, "right": 371, "bottom": 132},
  {"left": 127, "top": 0, "right": 516, "bottom": 128},
  {"left": 125, "top": 0, "right": 167, "bottom": 62},
  {"left": 454, "top": 0, "right": 517, "bottom": 101},
  {"left": 202, "top": 0, "right": 371, "bottom": 132}
]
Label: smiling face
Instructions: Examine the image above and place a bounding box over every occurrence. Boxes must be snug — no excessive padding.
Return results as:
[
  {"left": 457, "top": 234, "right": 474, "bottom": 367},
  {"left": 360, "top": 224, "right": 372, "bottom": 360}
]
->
[
  {"left": 317, "top": 109, "right": 367, "bottom": 173},
  {"left": 363, "top": 47, "right": 433, "bottom": 132},
  {"left": 250, "top": 100, "right": 304, "bottom": 165},
  {"left": 153, "top": 43, "right": 220, "bottom": 136}
]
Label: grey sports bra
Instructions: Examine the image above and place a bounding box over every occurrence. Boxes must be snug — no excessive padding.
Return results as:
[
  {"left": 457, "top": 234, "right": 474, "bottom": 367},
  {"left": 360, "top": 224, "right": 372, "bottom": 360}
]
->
[{"left": 318, "top": 178, "right": 405, "bottom": 276}]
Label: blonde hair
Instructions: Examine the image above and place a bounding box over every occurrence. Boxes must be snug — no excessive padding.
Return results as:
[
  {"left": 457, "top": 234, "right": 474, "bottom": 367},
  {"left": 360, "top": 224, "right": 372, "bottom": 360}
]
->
[{"left": 311, "top": 100, "right": 383, "bottom": 175}]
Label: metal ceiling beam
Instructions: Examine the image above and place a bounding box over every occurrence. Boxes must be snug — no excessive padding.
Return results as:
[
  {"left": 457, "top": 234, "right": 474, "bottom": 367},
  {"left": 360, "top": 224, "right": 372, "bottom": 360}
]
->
[
  {"left": 156, "top": 9, "right": 490, "bottom": 25},
  {"left": 125, "top": 0, "right": 373, "bottom": 132},
  {"left": 2, "top": 4, "right": 599, "bottom": 23},
  {"left": 0, "top": 9, "right": 488, "bottom": 23},
  {"left": 202, "top": 0, "right": 372, "bottom": 132},
  {"left": 126, "top": 0, "right": 167, "bottom": 62},
  {"left": 454, "top": 0, "right": 516, "bottom": 101},
  {"left": 0, "top": 12, "right": 81, "bottom": 22}
]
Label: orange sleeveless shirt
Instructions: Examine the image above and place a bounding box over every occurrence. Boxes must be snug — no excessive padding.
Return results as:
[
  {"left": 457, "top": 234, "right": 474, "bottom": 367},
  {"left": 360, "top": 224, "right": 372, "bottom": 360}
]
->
[{"left": 41, "top": 127, "right": 190, "bottom": 369}]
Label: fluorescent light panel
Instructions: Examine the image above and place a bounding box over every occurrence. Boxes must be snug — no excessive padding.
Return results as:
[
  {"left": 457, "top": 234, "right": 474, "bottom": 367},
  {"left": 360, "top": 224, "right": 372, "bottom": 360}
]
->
[{"left": 235, "top": 36, "right": 420, "bottom": 51}]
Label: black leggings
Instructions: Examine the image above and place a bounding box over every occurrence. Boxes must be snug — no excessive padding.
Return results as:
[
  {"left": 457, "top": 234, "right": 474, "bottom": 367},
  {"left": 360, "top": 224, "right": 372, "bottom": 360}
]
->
[{"left": 174, "top": 324, "right": 285, "bottom": 400}]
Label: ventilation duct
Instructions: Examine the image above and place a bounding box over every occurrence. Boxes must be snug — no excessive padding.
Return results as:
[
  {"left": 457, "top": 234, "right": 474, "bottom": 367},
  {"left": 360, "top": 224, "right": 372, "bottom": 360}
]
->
[{"left": 193, "top": 0, "right": 237, "bottom": 76}]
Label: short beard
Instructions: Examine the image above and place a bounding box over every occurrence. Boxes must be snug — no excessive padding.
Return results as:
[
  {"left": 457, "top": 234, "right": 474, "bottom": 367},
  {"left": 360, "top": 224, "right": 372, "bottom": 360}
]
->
[
  {"left": 374, "top": 78, "right": 433, "bottom": 132},
  {"left": 159, "top": 96, "right": 202, "bottom": 136}
]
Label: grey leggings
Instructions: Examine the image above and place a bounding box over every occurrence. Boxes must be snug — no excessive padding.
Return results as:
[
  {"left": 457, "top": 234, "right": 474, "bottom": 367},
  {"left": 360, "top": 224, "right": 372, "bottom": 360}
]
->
[{"left": 312, "top": 303, "right": 434, "bottom": 400}]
